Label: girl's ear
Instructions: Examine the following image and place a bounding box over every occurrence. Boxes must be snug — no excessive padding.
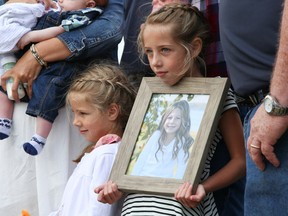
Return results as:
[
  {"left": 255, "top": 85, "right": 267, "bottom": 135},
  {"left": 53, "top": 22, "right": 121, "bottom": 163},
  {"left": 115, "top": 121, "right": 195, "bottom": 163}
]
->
[
  {"left": 190, "top": 37, "right": 202, "bottom": 58},
  {"left": 107, "top": 103, "right": 120, "bottom": 121},
  {"left": 87, "top": 0, "right": 96, "bottom": 8}
]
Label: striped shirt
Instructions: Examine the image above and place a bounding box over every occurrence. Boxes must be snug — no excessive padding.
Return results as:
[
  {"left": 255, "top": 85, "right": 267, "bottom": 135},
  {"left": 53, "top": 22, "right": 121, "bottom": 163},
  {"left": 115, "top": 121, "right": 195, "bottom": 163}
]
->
[{"left": 121, "top": 88, "right": 237, "bottom": 216}]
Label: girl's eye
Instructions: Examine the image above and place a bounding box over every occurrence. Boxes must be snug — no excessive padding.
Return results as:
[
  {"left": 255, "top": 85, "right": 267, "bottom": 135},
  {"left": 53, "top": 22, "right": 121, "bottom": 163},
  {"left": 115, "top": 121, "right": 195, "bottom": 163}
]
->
[
  {"left": 144, "top": 49, "right": 153, "bottom": 55},
  {"left": 79, "top": 111, "right": 88, "bottom": 116},
  {"left": 161, "top": 48, "right": 170, "bottom": 54}
]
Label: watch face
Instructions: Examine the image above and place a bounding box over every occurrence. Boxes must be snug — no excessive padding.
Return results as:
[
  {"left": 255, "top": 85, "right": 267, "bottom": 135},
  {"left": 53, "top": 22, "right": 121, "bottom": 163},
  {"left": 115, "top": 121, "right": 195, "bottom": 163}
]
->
[
  {"left": 264, "top": 97, "right": 273, "bottom": 113},
  {"left": 264, "top": 95, "right": 288, "bottom": 115}
]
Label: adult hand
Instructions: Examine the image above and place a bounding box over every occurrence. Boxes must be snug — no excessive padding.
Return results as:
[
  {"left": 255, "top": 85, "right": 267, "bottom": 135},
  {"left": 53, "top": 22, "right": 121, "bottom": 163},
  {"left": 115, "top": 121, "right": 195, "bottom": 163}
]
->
[
  {"left": 1, "top": 49, "right": 42, "bottom": 101},
  {"left": 174, "top": 182, "right": 206, "bottom": 208},
  {"left": 247, "top": 105, "right": 288, "bottom": 171},
  {"left": 94, "top": 180, "right": 123, "bottom": 204}
]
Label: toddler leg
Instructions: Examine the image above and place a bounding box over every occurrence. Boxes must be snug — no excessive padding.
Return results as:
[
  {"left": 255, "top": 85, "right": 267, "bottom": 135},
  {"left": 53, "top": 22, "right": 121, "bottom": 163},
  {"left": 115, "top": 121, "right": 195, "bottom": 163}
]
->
[
  {"left": 0, "top": 91, "right": 14, "bottom": 140},
  {"left": 23, "top": 117, "right": 52, "bottom": 155},
  {"left": 0, "top": 118, "right": 12, "bottom": 140},
  {"left": 23, "top": 134, "right": 46, "bottom": 156}
]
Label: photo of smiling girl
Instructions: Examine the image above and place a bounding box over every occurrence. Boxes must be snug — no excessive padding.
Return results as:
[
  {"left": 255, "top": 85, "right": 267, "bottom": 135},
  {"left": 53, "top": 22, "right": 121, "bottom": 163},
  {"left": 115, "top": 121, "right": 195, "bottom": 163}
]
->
[{"left": 130, "top": 99, "right": 194, "bottom": 179}]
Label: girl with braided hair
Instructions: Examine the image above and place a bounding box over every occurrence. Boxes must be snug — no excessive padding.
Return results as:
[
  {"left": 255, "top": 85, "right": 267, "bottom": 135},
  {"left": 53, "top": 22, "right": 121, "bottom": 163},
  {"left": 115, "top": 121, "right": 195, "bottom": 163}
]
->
[
  {"left": 48, "top": 62, "right": 136, "bottom": 216},
  {"left": 96, "top": 3, "right": 245, "bottom": 215}
]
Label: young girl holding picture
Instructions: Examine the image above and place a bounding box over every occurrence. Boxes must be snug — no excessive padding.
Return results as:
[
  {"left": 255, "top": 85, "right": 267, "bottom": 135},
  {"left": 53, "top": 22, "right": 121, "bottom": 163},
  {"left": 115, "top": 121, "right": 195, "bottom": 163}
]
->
[{"left": 96, "top": 4, "right": 245, "bottom": 215}]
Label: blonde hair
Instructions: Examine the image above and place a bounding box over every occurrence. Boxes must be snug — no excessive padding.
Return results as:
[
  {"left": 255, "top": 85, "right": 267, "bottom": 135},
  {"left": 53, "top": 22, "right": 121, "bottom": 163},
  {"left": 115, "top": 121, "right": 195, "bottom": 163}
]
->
[
  {"left": 67, "top": 63, "right": 136, "bottom": 131},
  {"left": 138, "top": 3, "right": 210, "bottom": 76},
  {"left": 67, "top": 62, "right": 136, "bottom": 162}
]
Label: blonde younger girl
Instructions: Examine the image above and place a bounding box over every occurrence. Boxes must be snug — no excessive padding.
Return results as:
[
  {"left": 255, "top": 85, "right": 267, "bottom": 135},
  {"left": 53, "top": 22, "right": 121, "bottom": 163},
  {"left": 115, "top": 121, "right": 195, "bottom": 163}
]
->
[
  {"left": 96, "top": 4, "right": 245, "bottom": 215},
  {"left": 49, "top": 63, "right": 136, "bottom": 216}
]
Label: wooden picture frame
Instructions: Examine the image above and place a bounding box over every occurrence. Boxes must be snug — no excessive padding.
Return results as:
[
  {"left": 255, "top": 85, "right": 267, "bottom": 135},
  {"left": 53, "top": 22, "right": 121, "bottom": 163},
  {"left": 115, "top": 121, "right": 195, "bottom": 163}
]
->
[{"left": 110, "top": 77, "right": 230, "bottom": 196}]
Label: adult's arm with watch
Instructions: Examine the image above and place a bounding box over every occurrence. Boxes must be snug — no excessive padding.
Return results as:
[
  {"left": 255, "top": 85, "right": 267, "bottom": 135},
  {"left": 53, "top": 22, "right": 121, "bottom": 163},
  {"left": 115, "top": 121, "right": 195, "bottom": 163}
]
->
[
  {"left": 247, "top": 0, "right": 288, "bottom": 171},
  {"left": 263, "top": 94, "right": 288, "bottom": 116}
]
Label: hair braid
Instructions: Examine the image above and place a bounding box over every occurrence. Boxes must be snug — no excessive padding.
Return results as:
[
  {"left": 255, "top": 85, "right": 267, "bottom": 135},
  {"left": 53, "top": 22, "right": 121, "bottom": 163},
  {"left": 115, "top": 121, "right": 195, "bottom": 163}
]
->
[
  {"left": 138, "top": 3, "right": 210, "bottom": 76},
  {"left": 67, "top": 63, "right": 136, "bottom": 130}
]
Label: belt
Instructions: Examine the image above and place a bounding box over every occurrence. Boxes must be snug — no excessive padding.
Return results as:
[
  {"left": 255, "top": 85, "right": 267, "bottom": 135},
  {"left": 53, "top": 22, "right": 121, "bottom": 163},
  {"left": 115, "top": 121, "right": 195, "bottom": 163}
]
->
[{"left": 236, "top": 88, "right": 269, "bottom": 106}]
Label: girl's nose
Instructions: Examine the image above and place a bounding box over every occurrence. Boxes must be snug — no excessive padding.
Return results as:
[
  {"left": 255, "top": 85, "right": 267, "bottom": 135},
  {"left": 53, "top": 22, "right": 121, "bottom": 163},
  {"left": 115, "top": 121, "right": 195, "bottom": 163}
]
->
[
  {"left": 73, "top": 117, "right": 80, "bottom": 126},
  {"left": 151, "top": 54, "right": 162, "bottom": 67}
]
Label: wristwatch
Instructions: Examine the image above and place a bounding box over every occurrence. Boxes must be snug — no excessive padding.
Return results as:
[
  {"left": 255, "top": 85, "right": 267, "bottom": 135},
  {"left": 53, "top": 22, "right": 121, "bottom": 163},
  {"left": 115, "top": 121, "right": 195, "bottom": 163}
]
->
[{"left": 263, "top": 94, "right": 288, "bottom": 116}]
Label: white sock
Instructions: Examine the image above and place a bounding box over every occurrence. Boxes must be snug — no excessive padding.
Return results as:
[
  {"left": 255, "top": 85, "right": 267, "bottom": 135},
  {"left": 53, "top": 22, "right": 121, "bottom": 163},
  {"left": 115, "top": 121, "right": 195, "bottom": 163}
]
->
[
  {"left": 0, "top": 118, "right": 12, "bottom": 140},
  {"left": 23, "top": 134, "right": 46, "bottom": 156}
]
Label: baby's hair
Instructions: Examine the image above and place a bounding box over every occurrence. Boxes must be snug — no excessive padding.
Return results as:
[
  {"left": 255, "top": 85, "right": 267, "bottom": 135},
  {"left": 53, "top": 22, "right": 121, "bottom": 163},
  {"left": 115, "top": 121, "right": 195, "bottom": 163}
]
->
[
  {"left": 95, "top": 0, "right": 108, "bottom": 7},
  {"left": 138, "top": 3, "right": 210, "bottom": 76},
  {"left": 67, "top": 62, "right": 136, "bottom": 131},
  {"left": 157, "top": 100, "right": 194, "bottom": 162}
]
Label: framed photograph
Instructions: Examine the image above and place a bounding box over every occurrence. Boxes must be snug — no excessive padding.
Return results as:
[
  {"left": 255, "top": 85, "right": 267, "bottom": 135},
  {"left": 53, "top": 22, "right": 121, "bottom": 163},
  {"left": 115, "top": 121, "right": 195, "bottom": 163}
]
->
[{"left": 110, "top": 77, "right": 230, "bottom": 196}]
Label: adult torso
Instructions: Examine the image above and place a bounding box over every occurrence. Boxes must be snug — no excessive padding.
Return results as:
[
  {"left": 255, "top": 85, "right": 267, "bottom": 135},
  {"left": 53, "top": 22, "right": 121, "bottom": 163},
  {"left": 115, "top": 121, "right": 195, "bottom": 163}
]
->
[{"left": 220, "top": 0, "right": 283, "bottom": 96}]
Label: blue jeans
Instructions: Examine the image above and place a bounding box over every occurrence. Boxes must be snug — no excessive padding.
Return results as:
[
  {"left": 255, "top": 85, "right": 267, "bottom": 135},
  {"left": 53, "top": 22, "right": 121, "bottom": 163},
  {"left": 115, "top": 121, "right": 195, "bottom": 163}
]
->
[
  {"left": 26, "top": 61, "right": 79, "bottom": 122},
  {"left": 25, "top": 0, "right": 124, "bottom": 122},
  {"left": 244, "top": 105, "right": 288, "bottom": 216}
]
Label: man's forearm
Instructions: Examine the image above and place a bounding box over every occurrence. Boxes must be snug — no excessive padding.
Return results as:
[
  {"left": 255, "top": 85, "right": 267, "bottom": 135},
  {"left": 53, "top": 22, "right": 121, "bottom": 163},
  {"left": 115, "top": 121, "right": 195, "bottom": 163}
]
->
[{"left": 270, "top": 0, "right": 288, "bottom": 107}]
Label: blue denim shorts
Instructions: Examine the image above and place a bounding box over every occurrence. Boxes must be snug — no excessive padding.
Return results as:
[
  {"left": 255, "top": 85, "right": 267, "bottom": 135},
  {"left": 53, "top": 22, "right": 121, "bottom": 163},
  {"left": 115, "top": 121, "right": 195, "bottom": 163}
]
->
[{"left": 26, "top": 61, "right": 80, "bottom": 123}]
